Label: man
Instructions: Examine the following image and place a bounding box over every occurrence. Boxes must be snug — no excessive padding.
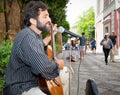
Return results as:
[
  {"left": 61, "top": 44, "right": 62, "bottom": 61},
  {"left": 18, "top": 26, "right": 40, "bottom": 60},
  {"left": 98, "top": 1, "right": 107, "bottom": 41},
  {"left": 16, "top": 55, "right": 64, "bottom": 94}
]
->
[
  {"left": 79, "top": 32, "right": 86, "bottom": 59},
  {"left": 90, "top": 38, "right": 96, "bottom": 54},
  {"left": 3, "top": 1, "right": 64, "bottom": 95},
  {"left": 109, "top": 32, "right": 117, "bottom": 62}
]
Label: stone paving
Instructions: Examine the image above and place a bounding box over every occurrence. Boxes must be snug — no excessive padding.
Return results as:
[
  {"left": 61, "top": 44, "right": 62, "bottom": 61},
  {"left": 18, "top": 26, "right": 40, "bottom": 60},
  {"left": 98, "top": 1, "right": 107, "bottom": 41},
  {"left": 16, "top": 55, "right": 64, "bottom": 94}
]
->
[{"left": 58, "top": 50, "right": 120, "bottom": 95}]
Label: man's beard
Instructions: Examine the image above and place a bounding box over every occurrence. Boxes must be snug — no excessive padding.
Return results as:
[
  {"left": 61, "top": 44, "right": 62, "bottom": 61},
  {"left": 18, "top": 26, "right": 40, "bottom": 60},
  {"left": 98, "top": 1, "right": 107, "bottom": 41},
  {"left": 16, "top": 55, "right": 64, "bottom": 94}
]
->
[{"left": 36, "top": 20, "right": 50, "bottom": 32}]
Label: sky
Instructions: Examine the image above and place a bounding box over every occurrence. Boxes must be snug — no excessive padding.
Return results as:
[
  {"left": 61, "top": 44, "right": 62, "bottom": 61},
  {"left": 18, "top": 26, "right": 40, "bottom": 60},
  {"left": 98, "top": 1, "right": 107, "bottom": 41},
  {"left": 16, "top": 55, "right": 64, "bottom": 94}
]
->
[{"left": 66, "top": 0, "right": 96, "bottom": 27}]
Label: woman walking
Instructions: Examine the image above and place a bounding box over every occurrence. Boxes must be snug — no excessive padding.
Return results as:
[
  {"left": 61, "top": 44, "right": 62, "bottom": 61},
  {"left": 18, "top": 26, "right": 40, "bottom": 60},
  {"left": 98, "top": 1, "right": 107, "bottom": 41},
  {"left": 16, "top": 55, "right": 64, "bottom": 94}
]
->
[{"left": 100, "top": 33, "right": 113, "bottom": 65}]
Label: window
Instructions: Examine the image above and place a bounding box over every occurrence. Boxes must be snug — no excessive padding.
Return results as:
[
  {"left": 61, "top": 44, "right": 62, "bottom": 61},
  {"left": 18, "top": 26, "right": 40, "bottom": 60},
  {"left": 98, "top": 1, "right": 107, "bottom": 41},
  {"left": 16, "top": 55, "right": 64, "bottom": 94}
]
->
[
  {"left": 105, "top": 27, "right": 108, "bottom": 32},
  {"left": 104, "top": 0, "right": 110, "bottom": 9}
]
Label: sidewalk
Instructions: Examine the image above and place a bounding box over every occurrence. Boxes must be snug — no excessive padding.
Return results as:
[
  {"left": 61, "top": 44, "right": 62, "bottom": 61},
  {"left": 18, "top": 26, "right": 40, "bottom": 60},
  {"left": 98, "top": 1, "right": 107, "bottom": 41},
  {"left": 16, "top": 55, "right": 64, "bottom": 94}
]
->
[
  {"left": 58, "top": 50, "right": 120, "bottom": 95},
  {"left": 115, "top": 55, "right": 120, "bottom": 62},
  {"left": 86, "top": 49, "right": 120, "bottom": 63}
]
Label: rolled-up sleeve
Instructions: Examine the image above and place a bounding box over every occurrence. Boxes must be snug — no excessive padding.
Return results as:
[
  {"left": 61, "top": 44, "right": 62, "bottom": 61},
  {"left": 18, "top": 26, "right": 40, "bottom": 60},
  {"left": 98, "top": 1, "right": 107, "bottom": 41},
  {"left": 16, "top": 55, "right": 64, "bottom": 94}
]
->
[{"left": 21, "top": 34, "right": 59, "bottom": 80}]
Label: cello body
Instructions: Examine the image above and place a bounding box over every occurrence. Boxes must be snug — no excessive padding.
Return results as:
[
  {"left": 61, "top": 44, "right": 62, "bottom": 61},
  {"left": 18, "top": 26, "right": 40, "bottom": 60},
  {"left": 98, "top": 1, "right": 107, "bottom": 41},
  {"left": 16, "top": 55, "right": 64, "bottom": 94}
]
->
[{"left": 39, "top": 45, "right": 64, "bottom": 95}]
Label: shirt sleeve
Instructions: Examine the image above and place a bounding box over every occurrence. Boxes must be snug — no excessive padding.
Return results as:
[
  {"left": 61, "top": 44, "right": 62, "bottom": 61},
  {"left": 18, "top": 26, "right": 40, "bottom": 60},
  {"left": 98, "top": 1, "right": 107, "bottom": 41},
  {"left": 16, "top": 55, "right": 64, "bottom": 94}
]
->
[
  {"left": 20, "top": 34, "right": 59, "bottom": 80},
  {"left": 100, "top": 39, "right": 104, "bottom": 45}
]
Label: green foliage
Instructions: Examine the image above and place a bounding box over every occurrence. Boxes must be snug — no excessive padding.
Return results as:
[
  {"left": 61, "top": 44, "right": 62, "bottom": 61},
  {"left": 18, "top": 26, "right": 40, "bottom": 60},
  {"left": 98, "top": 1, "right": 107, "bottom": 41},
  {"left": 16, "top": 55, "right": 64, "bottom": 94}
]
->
[
  {"left": 75, "top": 7, "right": 95, "bottom": 41},
  {"left": 61, "top": 20, "right": 70, "bottom": 43},
  {"left": 0, "top": 77, "right": 4, "bottom": 92},
  {"left": 62, "top": 33, "right": 70, "bottom": 43},
  {"left": 88, "top": 25, "right": 95, "bottom": 40},
  {"left": 56, "top": 44, "right": 61, "bottom": 51},
  {"left": 0, "top": 40, "right": 13, "bottom": 91},
  {"left": 0, "top": 0, "right": 4, "bottom": 13},
  {"left": 0, "top": 7, "right": 4, "bottom": 13}
]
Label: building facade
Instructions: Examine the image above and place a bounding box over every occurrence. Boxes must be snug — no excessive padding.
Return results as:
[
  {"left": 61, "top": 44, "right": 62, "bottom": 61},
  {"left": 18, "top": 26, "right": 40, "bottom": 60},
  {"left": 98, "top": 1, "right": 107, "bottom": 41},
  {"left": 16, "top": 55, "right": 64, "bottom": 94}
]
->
[{"left": 95, "top": 0, "right": 120, "bottom": 56}]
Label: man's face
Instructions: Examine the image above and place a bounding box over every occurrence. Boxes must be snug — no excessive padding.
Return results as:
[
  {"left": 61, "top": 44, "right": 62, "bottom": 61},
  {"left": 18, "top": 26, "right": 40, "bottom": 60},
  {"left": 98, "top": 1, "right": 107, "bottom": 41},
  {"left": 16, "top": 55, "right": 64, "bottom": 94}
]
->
[{"left": 36, "top": 10, "right": 51, "bottom": 32}]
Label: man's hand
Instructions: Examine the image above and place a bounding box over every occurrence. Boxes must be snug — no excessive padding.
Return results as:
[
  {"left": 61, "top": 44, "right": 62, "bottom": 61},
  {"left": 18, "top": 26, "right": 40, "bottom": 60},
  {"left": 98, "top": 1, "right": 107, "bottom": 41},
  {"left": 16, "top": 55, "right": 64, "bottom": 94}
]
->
[
  {"left": 52, "top": 24, "right": 58, "bottom": 35},
  {"left": 54, "top": 57, "right": 64, "bottom": 70},
  {"left": 43, "top": 24, "right": 58, "bottom": 46}
]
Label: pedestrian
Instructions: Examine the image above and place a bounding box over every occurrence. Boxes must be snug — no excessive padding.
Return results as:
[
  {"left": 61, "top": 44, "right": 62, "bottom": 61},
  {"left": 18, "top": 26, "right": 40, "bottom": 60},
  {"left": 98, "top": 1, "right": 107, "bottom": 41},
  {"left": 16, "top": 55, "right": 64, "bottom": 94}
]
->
[
  {"left": 109, "top": 32, "right": 117, "bottom": 62},
  {"left": 100, "top": 33, "right": 113, "bottom": 65},
  {"left": 3, "top": 1, "right": 64, "bottom": 95},
  {"left": 64, "top": 43, "right": 69, "bottom": 50},
  {"left": 90, "top": 38, "right": 96, "bottom": 54},
  {"left": 79, "top": 32, "right": 86, "bottom": 60}
]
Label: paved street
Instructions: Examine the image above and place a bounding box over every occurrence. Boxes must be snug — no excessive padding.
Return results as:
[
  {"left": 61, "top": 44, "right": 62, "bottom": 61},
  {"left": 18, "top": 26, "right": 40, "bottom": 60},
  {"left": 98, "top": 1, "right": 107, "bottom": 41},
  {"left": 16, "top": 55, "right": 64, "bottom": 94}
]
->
[{"left": 58, "top": 50, "right": 120, "bottom": 95}]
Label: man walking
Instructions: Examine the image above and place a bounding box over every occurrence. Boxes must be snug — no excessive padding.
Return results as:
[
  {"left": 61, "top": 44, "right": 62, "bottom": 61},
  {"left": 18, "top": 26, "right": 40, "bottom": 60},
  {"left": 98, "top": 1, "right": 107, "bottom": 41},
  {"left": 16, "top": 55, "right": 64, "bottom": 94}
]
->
[
  {"left": 109, "top": 32, "right": 117, "bottom": 62},
  {"left": 79, "top": 32, "right": 86, "bottom": 60}
]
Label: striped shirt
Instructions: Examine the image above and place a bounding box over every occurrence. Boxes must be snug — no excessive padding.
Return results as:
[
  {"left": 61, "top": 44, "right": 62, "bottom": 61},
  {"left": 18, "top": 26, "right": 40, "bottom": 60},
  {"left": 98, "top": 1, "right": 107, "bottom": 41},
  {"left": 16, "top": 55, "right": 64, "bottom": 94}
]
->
[{"left": 4, "top": 27, "right": 59, "bottom": 95}]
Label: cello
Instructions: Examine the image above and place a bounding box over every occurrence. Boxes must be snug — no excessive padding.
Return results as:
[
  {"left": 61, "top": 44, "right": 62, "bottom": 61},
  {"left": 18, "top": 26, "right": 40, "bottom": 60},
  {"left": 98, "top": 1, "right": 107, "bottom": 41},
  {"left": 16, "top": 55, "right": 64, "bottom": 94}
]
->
[{"left": 38, "top": 23, "right": 64, "bottom": 95}]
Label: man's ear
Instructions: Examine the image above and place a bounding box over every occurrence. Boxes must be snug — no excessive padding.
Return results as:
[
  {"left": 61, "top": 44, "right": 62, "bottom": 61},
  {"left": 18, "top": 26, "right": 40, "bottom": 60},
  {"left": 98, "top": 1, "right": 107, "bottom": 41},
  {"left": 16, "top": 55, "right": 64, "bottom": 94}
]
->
[{"left": 30, "top": 18, "right": 37, "bottom": 25}]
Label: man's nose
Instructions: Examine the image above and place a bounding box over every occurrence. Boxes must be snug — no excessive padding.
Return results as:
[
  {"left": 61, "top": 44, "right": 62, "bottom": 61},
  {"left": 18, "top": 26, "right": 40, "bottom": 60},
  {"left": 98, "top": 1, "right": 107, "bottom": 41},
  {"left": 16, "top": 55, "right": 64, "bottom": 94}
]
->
[{"left": 48, "top": 17, "right": 51, "bottom": 23}]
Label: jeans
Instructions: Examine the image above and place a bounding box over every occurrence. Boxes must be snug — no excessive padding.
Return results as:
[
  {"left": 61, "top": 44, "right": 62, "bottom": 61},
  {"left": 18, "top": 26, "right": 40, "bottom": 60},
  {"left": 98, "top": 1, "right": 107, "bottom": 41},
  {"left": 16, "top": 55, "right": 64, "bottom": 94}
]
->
[{"left": 103, "top": 48, "right": 110, "bottom": 64}]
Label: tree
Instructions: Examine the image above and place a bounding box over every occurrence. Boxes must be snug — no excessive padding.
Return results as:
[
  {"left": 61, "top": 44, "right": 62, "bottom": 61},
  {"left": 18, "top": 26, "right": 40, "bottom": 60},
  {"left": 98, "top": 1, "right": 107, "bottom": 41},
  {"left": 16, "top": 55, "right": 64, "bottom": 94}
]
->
[
  {"left": 75, "top": 7, "right": 95, "bottom": 41},
  {"left": 0, "top": 0, "right": 23, "bottom": 41}
]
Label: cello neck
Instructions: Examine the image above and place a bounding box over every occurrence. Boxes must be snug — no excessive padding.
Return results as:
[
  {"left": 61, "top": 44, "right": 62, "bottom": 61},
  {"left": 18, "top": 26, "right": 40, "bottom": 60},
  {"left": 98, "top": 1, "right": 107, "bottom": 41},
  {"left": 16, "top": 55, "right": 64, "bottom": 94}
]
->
[{"left": 50, "top": 24, "right": 56, "bottom": 59}]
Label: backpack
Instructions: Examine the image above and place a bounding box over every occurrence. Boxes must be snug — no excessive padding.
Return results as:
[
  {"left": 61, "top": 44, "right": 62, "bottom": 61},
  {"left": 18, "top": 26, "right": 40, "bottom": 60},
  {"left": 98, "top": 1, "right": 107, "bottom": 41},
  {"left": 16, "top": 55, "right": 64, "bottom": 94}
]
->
[{"left": 85, "top": 79, "right": 99, "bottom": 95}]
